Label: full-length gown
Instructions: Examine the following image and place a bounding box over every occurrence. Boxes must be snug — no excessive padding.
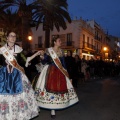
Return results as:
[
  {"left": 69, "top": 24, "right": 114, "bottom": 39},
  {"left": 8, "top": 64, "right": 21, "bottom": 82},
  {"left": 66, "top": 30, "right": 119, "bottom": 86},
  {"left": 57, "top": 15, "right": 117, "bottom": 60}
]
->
[
  {"left": 34, "top": 48, "right": 79, "bottom": 109},
  {"left": 0, "top": 44, "right": 38, "bottom": 120}
]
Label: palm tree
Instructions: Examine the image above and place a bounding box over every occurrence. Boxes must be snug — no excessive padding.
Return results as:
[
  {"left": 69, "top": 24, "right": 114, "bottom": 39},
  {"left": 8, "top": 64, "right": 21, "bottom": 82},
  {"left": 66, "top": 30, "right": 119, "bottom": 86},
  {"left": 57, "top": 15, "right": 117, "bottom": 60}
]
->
[
  {"left": 0, "top": 0, "right": 36, "bottom": 50},
  {"left": 32, "top": 0, "right": 71, "bottom": 48},
  {"left": 0, "top": 9, "right": 22, "bottom": 34},
  {"left": 1, "top": 0, "right": 71, "bottom": 48}
]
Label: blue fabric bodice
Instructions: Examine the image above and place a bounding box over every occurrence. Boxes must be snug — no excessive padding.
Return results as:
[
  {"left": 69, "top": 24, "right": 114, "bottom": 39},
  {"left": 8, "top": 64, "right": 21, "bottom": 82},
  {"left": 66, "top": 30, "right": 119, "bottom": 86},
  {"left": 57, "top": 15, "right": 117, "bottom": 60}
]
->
[
  {"left": 41, "top": 53, "right": 67, "bottom": 69},
  {"left": 0, "top": 67, "right": 23, "bottom": 95},
  {"left": 0, "top": 45, "right": 26, "bottom": 95}
]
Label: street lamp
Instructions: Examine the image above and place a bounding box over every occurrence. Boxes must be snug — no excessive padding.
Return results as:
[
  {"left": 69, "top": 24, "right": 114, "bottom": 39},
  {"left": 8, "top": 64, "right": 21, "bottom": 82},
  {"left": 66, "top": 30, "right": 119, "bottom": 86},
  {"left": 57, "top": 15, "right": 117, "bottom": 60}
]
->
[
  {"left": 103, "top": 47, "right": 108, "bottom": 52},
  {"left": 28, "top": 35, "right": 32, "bottom": 49},
  {"left": 103, "top": 47, "right": 108, "bottom": 60},
  {"left": 28, "top": 35, "right": 32, "bottom": 41}
]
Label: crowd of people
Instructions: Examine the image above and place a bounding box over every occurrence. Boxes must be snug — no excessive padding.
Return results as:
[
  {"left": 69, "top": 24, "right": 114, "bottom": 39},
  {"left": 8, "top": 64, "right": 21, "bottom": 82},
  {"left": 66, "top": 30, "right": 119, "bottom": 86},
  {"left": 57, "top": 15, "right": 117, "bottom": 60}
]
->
[
  {"left": 17, "top": 39, "right": 120, "bottom": 90},
  {"left": 65, "top": 54, "right": 120, "bottom": 87}
]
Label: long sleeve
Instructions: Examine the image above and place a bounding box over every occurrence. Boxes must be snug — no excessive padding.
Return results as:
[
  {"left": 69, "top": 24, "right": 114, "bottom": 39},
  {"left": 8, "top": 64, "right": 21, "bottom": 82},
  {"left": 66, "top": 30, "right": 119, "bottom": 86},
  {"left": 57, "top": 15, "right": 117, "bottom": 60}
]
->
[
  {"left": 41, "top": 53, "right": 52, "bottom": 64},
  {"left": 17, "top": 52, "right": 27, "bottom": 67},
  {"left": 0, "top": 54, "right": 6, "bottom": 66}
]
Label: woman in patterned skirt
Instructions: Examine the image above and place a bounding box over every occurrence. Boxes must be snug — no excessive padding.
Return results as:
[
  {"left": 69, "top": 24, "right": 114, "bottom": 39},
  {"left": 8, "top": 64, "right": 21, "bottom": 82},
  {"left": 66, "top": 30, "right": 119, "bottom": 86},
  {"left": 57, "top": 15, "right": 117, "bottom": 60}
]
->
[{"left": 0, "top": 31, "right": 39, "bottom": 120}]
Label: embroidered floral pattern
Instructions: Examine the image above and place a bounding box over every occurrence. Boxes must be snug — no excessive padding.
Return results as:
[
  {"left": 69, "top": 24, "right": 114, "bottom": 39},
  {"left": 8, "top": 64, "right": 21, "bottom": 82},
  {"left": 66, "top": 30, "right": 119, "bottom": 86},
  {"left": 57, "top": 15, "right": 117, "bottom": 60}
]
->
[
  {"left": 18, "top": 99, "right": 28, "bottom": 112},
  {"left": 36, "top": 88, "right": 78, "bottom": 106},
  {"left": 0, "top": 73, "right": 38, "bottom": 120},
  {"left": 23, "top": 80, "right": 32, "bottom": 93},
  {"left": 0, "top": 101, "right": 9, "bottom": 114}
]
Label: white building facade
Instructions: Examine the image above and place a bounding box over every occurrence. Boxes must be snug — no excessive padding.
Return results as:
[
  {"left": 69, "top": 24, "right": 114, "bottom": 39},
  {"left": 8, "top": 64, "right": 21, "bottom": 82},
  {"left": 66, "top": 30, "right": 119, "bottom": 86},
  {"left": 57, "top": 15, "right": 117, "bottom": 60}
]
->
[
  {"left": 31, "top": 18, "right": 98, "bottom": 60},
  {"left": 0, "top": 18, "right": 117, "bottom": 61}
]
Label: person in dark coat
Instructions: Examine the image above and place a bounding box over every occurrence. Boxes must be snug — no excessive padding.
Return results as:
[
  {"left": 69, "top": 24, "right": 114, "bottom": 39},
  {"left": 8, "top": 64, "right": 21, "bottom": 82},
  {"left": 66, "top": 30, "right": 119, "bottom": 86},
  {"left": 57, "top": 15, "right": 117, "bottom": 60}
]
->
[
  {"left": 74, "top": 54, "right": 81, "bottom": 87},
  {"left": 65, "top": 50, "right": 76, "bottom": 87}
]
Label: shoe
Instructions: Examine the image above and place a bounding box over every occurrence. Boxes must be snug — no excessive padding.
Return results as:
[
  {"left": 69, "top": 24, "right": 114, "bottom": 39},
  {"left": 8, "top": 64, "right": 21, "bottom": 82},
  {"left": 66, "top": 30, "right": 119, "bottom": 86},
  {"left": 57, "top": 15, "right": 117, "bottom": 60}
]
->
[{"left": 51, "top": 115, "right": 56, "bottom": 119}]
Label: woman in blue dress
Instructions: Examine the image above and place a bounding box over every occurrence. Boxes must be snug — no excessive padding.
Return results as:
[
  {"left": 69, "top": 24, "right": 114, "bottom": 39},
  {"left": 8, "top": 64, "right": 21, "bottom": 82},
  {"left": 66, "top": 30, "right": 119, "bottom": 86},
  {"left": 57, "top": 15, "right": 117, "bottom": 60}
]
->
[{"left": 0, "top": 31, "right": 39, "bottom": 120}]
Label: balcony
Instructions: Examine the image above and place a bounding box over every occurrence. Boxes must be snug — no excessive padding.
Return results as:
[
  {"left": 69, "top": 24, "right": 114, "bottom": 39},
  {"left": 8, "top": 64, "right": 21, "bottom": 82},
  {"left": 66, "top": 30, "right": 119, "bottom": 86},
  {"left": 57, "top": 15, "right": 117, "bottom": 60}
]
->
[
  {"left": 83, "top": 42, "right": 95, "bottom": 50},
  {"left": 94, "top": 48, "right": 101, "bottom": 54},
  {"left": 94, "top": 36, "right": 101, "bottom": 41}
]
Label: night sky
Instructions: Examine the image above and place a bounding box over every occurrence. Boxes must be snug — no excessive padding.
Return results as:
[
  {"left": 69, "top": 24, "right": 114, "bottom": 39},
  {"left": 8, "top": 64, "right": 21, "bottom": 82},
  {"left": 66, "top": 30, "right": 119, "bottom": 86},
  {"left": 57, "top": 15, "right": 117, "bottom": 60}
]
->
[
  {"left": 9, "top": 0, "right": 120, "bottom": 37},
  {"left": 67, "top": 0, "right": 120, "bottom": 37}
]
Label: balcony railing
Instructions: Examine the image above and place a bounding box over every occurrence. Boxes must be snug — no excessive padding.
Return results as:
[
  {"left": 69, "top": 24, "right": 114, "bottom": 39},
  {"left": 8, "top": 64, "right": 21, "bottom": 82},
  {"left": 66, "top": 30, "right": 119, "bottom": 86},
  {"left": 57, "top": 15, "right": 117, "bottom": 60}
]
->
[
  {"left": 94, "top": 48, "right": 101, "bottom": 54},
  {"left": 83, "top": 42, "right": 95, "bottom": 50},
  {"left": 94, "top": 36, "right": 101, "bottom": 41}
]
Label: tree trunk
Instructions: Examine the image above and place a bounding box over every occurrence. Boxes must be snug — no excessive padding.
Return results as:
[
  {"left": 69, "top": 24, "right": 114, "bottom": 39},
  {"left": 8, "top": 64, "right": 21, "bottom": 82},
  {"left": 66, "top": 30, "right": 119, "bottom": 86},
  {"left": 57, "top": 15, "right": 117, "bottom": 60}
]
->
[
  {"left": 18, "top": 9, "right": 32, "bottom": 51},
  {"left": 44, "top": 29, "right": 50, "bottom": 48},
  {"left": 22, "top": 17, "right": 30, "bottom": 50}
]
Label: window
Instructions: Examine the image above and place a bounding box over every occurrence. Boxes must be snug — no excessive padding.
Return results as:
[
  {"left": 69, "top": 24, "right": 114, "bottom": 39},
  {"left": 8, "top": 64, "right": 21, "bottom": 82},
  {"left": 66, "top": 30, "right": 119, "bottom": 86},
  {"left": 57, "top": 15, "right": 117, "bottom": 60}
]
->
[
  {"left": 91, "top": 39, "right": 93, "bottom": 45},
  {"left": 38, "top": 36, "right": 42, "bottom": 48},
  {"left": 67, "top": 33, "right": 72, "bottom": 46},
  {"left": 83, "top": 34, "right": 85, "bottom": 47},
  {"left": 83, "top": 34, "right": 85, "bottom": 41},
  {"left": 87, "top": 37, "right": 89, "bottom": 47},
  {"left": 87, "top": 37, "right": 89, "bottom": 43},
  {"left": 91, "top": 39, "right": 94, "bottom": 49}
]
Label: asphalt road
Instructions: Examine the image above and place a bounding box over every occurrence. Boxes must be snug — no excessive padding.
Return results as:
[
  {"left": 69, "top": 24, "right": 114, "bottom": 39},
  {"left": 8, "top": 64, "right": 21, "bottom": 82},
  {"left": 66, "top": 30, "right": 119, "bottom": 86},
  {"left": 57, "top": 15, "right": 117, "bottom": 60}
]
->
[{"left": 32, "top": 77, "right": 120, "bottom": 120}]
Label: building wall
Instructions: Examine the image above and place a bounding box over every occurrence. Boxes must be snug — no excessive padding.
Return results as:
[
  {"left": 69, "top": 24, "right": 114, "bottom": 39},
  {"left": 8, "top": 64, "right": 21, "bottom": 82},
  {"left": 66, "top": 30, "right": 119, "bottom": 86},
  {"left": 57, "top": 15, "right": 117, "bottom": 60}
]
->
[
  {"left": 31, "top": 18, "right": 108, "bottom": 60},
  {"left": 0, "top": 18, "right": 112, "bottom": 61},
  {"left": 87, "top": 20, "right": 108, "bottom": 60},
  {"left": 31, "top": 20, "right": 81, "bottom": 49},
  {"left": 50, "top": 20, "right": 81, "bottom": 48}
]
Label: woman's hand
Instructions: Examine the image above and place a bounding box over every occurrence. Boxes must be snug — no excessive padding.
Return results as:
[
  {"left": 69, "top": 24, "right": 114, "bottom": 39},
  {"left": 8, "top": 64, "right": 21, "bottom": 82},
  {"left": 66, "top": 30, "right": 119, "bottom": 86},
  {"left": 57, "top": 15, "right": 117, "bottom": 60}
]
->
[
  {"left": 39, "top": 50, "right": 44, "bottom": 56},
  {"left": 38, "top": 50, "right": 44, "bottom": 59},
  {"left": 35, "top": 51, "right": 41, "bottom": 56}
]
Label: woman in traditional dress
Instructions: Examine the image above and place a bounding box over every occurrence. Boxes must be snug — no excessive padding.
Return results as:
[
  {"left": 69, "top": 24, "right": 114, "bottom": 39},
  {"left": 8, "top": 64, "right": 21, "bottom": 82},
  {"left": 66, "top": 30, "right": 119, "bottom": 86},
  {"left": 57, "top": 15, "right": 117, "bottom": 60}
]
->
[
  {"left": 30, "top": 36, "right": 79, "bottom": 118},
  {"left": 0, "top": 31, "right": 39, "bottom": 120}
]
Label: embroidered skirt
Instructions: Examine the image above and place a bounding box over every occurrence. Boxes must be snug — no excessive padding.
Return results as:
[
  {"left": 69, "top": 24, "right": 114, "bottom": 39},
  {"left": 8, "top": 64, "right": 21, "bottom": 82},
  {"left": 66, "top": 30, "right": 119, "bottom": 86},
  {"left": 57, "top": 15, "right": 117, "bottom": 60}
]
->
[
  {"left": 0, "top": 67, "right": 39, "bottom": 120},
  {"left": 35, "top": 65, "right": 79, "bottom": 109}
]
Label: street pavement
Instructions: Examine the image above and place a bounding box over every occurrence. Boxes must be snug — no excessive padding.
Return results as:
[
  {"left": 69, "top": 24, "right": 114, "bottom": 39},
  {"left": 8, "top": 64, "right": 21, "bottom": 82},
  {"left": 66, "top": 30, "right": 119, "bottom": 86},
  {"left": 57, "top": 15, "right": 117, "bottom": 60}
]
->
[{"left": 32, "top": 76, "right": 120, "bottom": 120}]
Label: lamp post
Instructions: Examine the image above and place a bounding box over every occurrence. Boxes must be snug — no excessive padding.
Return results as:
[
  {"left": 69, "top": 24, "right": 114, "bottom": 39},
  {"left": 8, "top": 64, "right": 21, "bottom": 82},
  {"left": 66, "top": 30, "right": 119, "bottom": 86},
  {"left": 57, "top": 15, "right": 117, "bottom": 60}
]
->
[
  {"left": 28, "top": 36, "right": 32, "bottom": 41},
  {"left": 103, "top": 47, "right": 107, "bottom": 51},
  {"left": 28, "top": 35, "right": 32, "bottom": 49},
  {"left": 103, "top": 47, "right": 108, "bottom": 61}
]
